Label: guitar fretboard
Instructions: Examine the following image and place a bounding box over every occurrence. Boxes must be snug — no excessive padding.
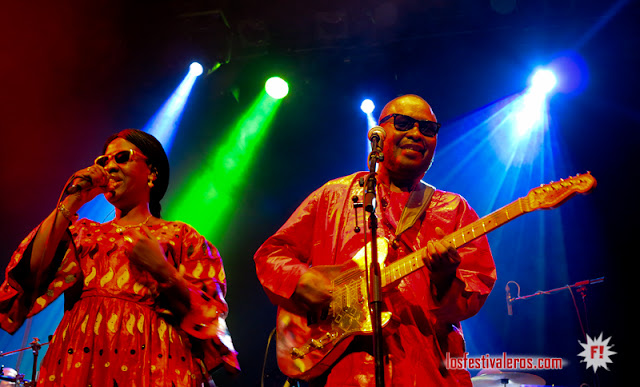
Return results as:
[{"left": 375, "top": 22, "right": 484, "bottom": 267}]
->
[{"left": 381, "top": 198, "right": 530, "bottom": 287}]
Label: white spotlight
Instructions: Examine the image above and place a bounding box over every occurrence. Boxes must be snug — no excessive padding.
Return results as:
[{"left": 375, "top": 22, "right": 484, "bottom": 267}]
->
[
  {"left": 189, "top": 62, "right": 204, "bottom": 77},
  {"left": 529, "top": 68, "right": 557, "bottom": 95},
  {"left": 265, "top": 77, "right": 289, "bottom": 99},
  {"left": 360, "top": 99, "right": 375, "bottom": 114}
]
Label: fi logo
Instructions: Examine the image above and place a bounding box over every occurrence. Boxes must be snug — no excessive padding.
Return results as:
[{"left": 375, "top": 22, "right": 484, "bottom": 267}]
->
[{"left": 577, "top": 333, "right": 616, "bottom": 372}]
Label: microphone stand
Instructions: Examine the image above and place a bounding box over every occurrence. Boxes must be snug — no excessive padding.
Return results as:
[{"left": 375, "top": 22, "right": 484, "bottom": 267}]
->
[
  {"left": 363, "top": 138, "right": 385, "bottom": 387},
  {"left": 0, "top": 337, "right": 48, "bottom": 386},
  {"left": 507, "top": 277, "right": 604, "bottom": 306},
  {"left": 30, "top": 338, "right": 42, "bottom": 386}
]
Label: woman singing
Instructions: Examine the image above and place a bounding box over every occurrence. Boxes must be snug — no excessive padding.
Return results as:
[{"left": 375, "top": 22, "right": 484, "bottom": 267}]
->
[{"left": 0, "top": 129, "right": 239, "bottom": 386}]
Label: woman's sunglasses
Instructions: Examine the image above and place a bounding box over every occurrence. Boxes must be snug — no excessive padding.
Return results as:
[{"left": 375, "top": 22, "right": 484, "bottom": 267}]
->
[
  {"left": 94, "top": 149, "right": 147, "bottom": 167},
  {"left": 379, "top": 113, "right": 441, "bottom": 137}
]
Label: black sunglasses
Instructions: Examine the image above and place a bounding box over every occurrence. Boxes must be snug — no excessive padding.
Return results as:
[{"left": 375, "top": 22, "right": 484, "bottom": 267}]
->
[
  {"left": 94, "top": 149, "right": 147, "bottom": 167},
  {"left": 379, "top": 113, "right": 441, "bottom": 137}
]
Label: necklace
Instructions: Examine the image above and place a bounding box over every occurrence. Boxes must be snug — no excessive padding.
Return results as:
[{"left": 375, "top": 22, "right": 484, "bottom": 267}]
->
[{"left": 112, "top": 215, "right": 153, "bottom": 234}]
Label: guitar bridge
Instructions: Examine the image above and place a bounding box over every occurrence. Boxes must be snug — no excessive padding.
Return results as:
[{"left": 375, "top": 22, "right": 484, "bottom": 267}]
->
[{"left": 290, "top": 332, "right": 336, "bottom": 359}]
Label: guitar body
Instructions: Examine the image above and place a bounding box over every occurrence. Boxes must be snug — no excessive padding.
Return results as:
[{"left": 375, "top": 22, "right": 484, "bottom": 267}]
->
[
  {"left": 276, "top": 297, "right": 357, "bottom": 381},
  {"left": 276, "top": 246, "right": 393, "bottom": 381}
]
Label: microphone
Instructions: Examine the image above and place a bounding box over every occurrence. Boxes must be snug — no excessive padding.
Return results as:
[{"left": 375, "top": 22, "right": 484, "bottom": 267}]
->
[
  {"left": 66, "top": 176, "right": 92, "bottom": 194},
  {"left": 66, "top": 174, "right": 108, "bottom": 194},
  {"left": 506, "top": 284, "right": 513, "bottom": 316},
  {"left": 367, "top": 126, "right": 386, "bottom": 151}
]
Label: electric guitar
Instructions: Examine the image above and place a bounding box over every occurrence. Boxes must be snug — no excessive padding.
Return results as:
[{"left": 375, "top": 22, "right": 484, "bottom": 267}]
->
[{"left": 275, "top": 173, "right": 597, "bottom": 380}]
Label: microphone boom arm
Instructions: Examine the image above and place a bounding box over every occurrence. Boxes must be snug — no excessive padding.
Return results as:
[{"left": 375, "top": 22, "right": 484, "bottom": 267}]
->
[{"left": 506, "top": 277, "right": 604, "bottom": 310}]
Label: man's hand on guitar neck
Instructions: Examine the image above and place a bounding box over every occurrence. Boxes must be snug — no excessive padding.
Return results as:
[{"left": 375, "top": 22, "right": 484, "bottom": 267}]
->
[{"left": 424, "top": 227, "right": 461, "bottom": 298}]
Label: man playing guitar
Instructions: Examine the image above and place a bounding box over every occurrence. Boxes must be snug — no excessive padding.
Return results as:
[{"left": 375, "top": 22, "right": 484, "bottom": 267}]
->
[{"left": 254, "top": 94, "right": 496, "bottom": 386}]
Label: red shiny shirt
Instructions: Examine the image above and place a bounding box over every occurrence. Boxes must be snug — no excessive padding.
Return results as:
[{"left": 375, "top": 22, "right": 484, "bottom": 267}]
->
[{"left": 255, "top": 172, "right": 496, "bottom": 386}]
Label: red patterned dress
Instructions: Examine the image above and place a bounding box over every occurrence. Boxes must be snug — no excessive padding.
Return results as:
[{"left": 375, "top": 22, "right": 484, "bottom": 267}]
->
[{"left": 0, "top": 218, "right": 240, "bottom": 386}]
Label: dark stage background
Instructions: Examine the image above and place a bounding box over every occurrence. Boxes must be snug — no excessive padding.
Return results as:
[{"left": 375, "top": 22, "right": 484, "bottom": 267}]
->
[{"left": 0, "top": 1, "right": 636, "bottom": 386}]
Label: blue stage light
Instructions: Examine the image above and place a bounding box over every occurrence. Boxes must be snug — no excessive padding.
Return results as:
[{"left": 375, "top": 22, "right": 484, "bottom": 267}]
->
[
  {"left": 529, "top": 68, "right": 557, "bottom": 95},
  {"left": 144, "top": 64, "right": 202, "bottom": 153}
]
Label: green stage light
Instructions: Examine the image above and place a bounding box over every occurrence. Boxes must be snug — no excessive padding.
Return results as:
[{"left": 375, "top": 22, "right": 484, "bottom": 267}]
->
[
  {"left": 265, "top": 76, "right": 289, "bottom": 99},
  {"left": 165, "top": 90, "right": 282, "bottom": 246}
]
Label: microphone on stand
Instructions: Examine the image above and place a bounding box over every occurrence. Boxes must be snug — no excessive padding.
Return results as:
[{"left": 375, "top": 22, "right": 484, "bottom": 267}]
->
[
  {"left": 506, "top": 283, "right": 513, "bottom": 316},
  {"left": 368, "top": 126, "right": 386, "bottom": 152},
  {"left": 364, "top": 126, "right": 386, "bottom": 212}
]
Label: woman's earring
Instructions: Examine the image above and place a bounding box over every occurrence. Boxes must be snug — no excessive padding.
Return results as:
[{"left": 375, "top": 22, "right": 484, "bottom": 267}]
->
[{"left": 148, "top": 171, "right": 157, "bottom": 188}]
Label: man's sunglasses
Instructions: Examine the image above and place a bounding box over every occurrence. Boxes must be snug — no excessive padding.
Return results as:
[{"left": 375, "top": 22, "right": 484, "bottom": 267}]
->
[
  {"left": 379, "top": 113, "right": 441, "bottom": 137},
  {"left": 94, "top": 149, "right": 147, "bottom": 167}
]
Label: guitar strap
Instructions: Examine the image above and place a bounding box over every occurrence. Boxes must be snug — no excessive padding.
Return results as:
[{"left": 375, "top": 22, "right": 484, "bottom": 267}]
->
[
  {"left": 390, "top": 181, "right": 435, "bottom": 251},
  {"left": 396, "top": 181, "right": 435, "bottom": 237}
]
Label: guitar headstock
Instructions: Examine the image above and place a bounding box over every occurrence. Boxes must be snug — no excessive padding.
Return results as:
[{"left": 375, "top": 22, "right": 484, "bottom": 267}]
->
[{"left": 526, "top": 172, "right": 597, "bottom": 210}]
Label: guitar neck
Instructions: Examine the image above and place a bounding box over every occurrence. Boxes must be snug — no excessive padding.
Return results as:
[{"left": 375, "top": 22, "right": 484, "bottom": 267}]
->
[
  {"left": 443, "top": 197, "right": 529, "bottom": 249},
  {"left": 381, "top": 197, "right": 530, "bottom": 287}
]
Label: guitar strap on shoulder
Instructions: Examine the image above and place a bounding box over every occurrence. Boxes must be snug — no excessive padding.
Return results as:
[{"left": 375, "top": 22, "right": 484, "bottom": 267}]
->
[
  {"left": 396, "top": 181, "right": 435, "bottom": 236},
  {"left": 393, "top": 181, "right": 435, "bottom": 249}
]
